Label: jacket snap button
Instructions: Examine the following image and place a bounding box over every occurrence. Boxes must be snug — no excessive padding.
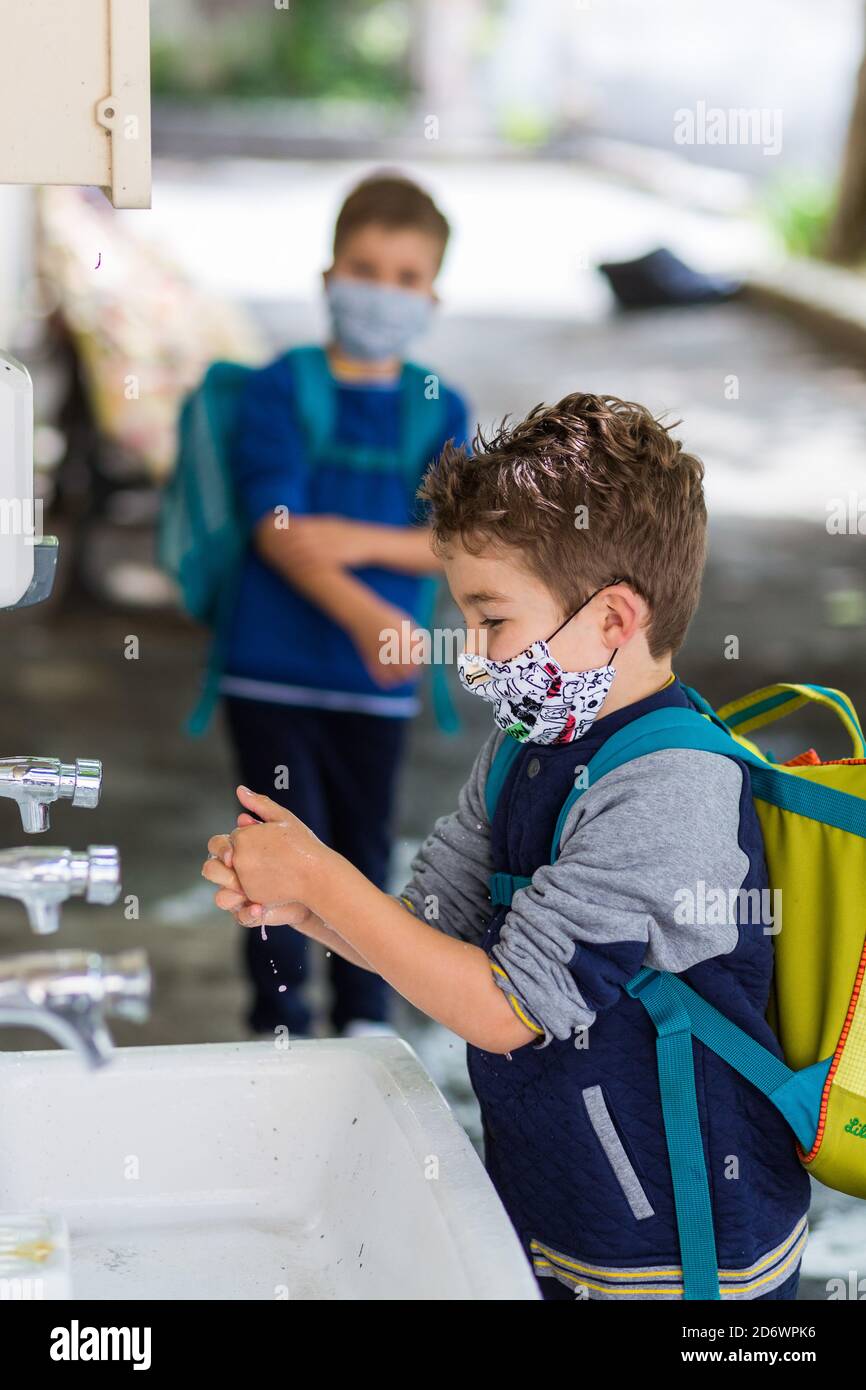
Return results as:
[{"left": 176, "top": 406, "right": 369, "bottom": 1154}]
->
[{"left": 527, "top": 757, "right": 541, "bottom": 778}]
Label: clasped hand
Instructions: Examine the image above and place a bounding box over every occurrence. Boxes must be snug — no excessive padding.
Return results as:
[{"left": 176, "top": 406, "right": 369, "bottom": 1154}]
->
[{"left": 201, "top": 785, "right": 327, "bottom": 929}]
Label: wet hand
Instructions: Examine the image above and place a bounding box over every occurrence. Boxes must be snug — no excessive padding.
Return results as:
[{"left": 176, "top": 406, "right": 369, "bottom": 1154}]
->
[
  {"left": 204, "top": 817, "right": 322, "bottom": 930},
  {"left": 228, "top": 786, "right": 331, "bottom": 909}
]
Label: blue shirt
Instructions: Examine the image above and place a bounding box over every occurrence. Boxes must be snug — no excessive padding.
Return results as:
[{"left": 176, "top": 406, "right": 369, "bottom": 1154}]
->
[{"left": 221, "top": 351, "right": 469, "bottom": 715}]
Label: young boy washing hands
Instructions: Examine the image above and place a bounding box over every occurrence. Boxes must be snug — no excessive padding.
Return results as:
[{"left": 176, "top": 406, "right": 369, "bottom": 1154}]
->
[{"left": 203, "top": 393, "right": 810, "bottom": 1301}]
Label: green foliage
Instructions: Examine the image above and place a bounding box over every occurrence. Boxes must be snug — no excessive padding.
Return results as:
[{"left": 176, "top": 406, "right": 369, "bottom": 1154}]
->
[
  {"left": 763, "top": 174, "right": 836, "bottom": 259},
  {"left": 497, "top": 104, "right": 551, "bottom": 149},
  {"left": 151, "top": 1, "right": 411, "bottom": 103}
]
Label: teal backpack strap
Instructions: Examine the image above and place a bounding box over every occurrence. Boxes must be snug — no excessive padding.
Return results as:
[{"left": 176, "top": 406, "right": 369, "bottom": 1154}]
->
[
  {"left": 401, "top": 361, "right": 459, "bottom": 735},
  {"left": 287, "top": 352, "right": 447, "bottom": 486},
  {"left": 678, "top": 683, "right": 736, "bottom": 733},
  {"left": 550, "top": 707, "right": 764, "bottom": 861},
  {"left": 284, "top": 345, "right": 336, "bottom": 458},
  {"left": 489, "top": 870, "right": 532, "bottom": 908},
  {"left": 484, "top": 735, "right": 523, "bottom": 823},
  {"left": 163, "top": 360, "right": 254, "bottom": 737},
  {"left": 400, "top": 361, "right": 448, "bottom": 495},
  {"left": 415, "top": 573, "right": 461, "bottom": 734},
  {"left": 564, "top": 703, "right": 866, "bottom": 839},
  {"left": 185, "top": 566, "right": 243, "bottom": 736},
  {"left": 484, "top": 737, "right": 529, "bottom": 907},
  {"left": 625, "top": 967, "right": 829, "bottom": 1300},
  {"left": 427, "top": 613, "right": 461, "bottom": 734},
  {"left": 627, "top": 970, "right": 826, "bottom": 1153},
  {"left": 625, "top": 969, "right": 720, "bottom": 1299},
  {"left": 558, "top": 703, "right": 866, "bottom": 840}
]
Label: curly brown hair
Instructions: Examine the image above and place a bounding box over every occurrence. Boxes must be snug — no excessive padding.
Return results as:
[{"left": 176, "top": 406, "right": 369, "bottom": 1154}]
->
[{"left": 419, "top": 393, "right": 707, "bottom": 658}]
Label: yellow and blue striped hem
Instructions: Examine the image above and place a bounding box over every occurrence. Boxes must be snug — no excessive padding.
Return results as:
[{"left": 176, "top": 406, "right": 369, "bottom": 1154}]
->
[{"left": 530, "top": 1214, "right": 808, "bottom": 1299}]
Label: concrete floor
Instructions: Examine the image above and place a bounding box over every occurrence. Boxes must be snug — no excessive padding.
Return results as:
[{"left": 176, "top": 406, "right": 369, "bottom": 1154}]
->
[{"left": 1, "top": 297, "right": 864, "bottom": 1298}]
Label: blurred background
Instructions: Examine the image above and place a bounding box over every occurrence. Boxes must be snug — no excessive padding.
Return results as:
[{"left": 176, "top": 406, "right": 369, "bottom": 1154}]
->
[{"left": 1, "top": 0, "right": 865, "bottom": 1296}]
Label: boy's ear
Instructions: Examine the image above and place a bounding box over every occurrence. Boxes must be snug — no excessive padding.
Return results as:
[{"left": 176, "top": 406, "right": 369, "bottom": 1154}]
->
[
  {"left": 604, "top": 586, "right": 643, "bottom": 643},
  {"left": 322, "top": 266, "right": 334, "bottom": 286}
]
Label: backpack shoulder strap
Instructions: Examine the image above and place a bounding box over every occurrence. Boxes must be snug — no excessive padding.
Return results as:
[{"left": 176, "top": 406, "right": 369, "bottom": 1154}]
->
[
  {"left": 483, "top": 734, "right": 532, "bottom": 905},
  {"left": 551, "top": 706, "right": 766, "bottom": 863},
  {"left": 161, "top": 359, "right": 256, "bottom": 736},
  {"left": 400, "top": 360, "right": 448, "bottom": 492},
  {"left": 282, "top": 351, "right": 448, "bottom": 485},
  {"left": 159, "top": 359, "right": 253, "bottom": 590},
  {"left": 400, "top": 362, "right": 455, "bottom": 732},
  {"left": 561, "top": 702, "right": 866, "bottom": 843},
  {"left": 173, "top": 359, "right": 253, "bottom": 491},
  {"left": 483, "top": 704, "right": 760, "bottom": 851},
  {"left": 484, "top": 734, "right": 524, "bottom": 824},
  {"left": 282, "top": 345, "right": 336, "bottom": 459}
]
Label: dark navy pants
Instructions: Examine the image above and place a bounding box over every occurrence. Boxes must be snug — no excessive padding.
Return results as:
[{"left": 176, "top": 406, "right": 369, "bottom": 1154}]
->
[{"left": 223, "top": 696, "right": 407, "bottom": 1035}]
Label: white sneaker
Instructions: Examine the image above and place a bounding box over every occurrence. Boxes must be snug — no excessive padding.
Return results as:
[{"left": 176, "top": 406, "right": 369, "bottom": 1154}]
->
[{"left": 341, "top": 1019, "right": 397, "bottom": 1039}]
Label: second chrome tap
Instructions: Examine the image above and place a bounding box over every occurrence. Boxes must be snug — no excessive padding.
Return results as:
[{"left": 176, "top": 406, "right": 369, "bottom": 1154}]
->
[
  {"left": 0, "top": 845, "right": 121, "bottom": 935},
  {"left": 0, "top": 757, "right": 102, "bottom": 833}
]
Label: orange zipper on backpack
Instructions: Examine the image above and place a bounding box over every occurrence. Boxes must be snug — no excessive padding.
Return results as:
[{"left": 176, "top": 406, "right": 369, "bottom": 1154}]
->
[{"left": 798, "top": 939, "right": 866, "bottom": 1164}]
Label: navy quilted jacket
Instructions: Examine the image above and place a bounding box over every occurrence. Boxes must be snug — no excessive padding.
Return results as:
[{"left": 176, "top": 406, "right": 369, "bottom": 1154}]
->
[{"left": 466, "top": 680, "right": 811, "bottom": 1299}]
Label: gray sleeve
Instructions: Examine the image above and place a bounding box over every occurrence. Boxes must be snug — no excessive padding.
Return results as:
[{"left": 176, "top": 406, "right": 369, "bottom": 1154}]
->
[
  {"left": 397, "top": 729, "right": 504, "bottom": 945},
  {"left": 490, "top": 749, "right": 751, "bottom": 1044}
]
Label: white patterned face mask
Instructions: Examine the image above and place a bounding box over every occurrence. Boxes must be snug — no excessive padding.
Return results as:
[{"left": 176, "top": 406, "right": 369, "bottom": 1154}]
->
[{"left": 456, "top": 583, "right": 620, "bottom": 746}]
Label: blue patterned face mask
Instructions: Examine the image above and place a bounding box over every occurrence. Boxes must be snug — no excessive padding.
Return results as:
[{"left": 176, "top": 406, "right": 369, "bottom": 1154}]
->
[
  {"left": 325, "top": 276, "right": 434, "bottom": 361},
  {"left": 456, "top": 583, "right": 621, "bottom": 746}
]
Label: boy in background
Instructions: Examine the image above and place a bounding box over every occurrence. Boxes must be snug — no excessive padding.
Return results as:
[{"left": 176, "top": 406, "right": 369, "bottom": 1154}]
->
[{"left": 221, "top": 173, "right": 468, "bottom": 1038}]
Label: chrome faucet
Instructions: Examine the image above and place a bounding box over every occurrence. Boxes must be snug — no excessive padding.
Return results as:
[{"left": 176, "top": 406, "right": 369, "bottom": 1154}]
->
[
  {"left": 0, "top": 845, "right": 120, "bottom": 935},
  {"left": 0, "top": 948, "right": 150, "bottom": 1068},
  {"left": 0, "top": 757, "right": 102, "bottom": 833},
  {"left": 0, "top": 406, "right": 149, "bottom": 1069}
]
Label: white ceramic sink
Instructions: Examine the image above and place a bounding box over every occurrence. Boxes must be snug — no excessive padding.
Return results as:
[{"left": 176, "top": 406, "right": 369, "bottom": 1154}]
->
[{"left": 0, "top": 1037, "right": 539, "bottom": 1300}]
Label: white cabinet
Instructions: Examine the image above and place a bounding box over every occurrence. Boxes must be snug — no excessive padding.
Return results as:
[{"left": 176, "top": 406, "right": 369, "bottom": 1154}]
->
[
  {"left": 0, "top": 352, "right": 34, "bottom": 608},
  {"left": 0, "top": 0, "right": 151, "bottom": 209}
]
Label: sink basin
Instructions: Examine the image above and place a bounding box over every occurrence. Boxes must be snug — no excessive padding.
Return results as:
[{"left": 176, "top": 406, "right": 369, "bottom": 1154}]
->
[{"left": 0, "top": 1037, "right": 539, "bottom": 1300}]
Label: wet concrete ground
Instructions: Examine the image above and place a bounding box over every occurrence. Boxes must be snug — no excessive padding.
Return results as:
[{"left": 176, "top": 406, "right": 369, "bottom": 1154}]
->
[{"left": 1, "top": 298, "right": 864, "bottom": 1299}]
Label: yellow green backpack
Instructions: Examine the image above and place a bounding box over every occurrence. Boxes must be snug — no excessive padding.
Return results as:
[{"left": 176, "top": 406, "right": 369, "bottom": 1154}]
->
[{"left": 546, "top": 681, "right": 866, "bottom": 1298}]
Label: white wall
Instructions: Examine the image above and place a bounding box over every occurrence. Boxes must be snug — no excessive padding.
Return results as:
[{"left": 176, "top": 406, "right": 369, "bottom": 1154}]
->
[{"left": 0, "top": 188, "right": 35, "bottom": 347}]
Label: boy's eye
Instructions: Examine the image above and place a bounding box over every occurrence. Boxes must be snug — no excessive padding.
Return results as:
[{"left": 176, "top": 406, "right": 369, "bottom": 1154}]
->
[{"left": 480, "top": 617, "right": 504, "bottom": 629}]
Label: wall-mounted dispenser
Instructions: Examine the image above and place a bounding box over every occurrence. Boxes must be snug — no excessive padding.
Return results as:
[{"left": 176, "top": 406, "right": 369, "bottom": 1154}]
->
[
  {"left": 0, "top": 0, "right": 151, "bottom": 210},
  {"left": 0, "top": 350, "right": 58, "bottom": 610}
]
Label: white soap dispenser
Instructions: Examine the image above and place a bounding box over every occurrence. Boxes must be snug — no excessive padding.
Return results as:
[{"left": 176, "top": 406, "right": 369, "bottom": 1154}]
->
[{"left": 0, "top": 349, "right": 58, "bottom": 610}]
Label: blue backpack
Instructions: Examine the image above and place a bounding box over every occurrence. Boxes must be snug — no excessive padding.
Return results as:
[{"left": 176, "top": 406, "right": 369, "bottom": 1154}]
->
[{"left": 158, "top": 345, "right": 458, "bottom": 735}]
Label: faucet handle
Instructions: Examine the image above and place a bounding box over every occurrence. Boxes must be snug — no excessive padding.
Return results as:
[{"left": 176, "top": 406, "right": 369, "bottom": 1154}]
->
[
  {"left": 84, "top": 844, "right": 121, "bottom": 905},
  {"left": 69, "top": 759, "right": 102, "bottom": 811},
  {"left": 101, "top": 948, "right": 151, "bottom": 1024}
]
